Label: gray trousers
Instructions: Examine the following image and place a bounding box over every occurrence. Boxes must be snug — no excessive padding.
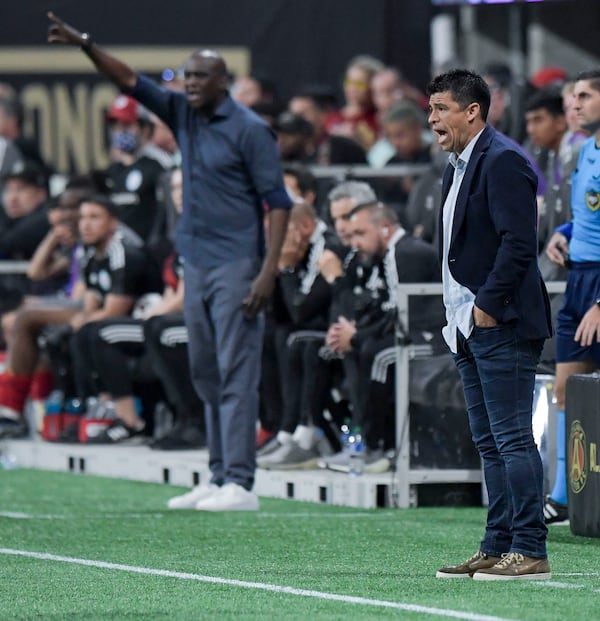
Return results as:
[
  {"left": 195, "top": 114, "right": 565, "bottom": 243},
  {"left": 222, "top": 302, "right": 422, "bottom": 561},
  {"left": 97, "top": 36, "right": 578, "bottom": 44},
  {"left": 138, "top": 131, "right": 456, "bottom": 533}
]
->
[{"left": 183, "top": 258, "right": 264, "bottom": 490}]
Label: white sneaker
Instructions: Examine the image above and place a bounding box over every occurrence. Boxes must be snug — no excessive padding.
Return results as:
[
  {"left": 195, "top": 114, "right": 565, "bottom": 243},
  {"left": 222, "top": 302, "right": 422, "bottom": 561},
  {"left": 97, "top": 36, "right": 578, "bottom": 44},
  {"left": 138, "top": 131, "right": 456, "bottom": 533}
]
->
[
  {"left": 167, "top": 484, "right": 219, "bottom": 509},
  {"left": 195, "top": 482, "right": 259, "bottom": 512}
]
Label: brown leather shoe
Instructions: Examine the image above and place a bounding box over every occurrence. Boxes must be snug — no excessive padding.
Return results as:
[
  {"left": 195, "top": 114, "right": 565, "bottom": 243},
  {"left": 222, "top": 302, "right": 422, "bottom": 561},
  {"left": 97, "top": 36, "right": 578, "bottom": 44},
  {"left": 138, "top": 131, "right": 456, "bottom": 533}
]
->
[
  {"left": 472, "top": 552, "right": 551, "bottom": 581},
  {"left": 436, "top": 550, "right": 502, "bottom": 578}
]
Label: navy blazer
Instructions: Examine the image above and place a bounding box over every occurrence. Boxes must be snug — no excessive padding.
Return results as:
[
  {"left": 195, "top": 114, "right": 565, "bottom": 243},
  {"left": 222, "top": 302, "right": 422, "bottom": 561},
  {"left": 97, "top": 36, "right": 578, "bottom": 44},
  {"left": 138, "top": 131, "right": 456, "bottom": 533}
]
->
[{"left": 439, "top": 125, "right": 552, "bottom": 340}]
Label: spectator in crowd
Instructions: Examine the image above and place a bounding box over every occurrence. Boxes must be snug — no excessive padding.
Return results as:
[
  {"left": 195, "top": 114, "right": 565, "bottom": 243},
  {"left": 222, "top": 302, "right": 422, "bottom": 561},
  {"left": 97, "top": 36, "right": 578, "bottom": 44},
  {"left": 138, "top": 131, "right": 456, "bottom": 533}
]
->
[
  {"left": 322, "top": 201, "right": 443, "bottom": 472},
  {"left": 72, "top": 170, "right": 204, "bottom": 448},
  {"left": 104, "top": 94, "right": 168, "bottom": 249},
  {"left": 0, "top": 160, "right": 50, "bottom": 261},
  {"left": 384, "top": 101, "right": 431, "bottom": 167},
  {"left": 428, "top": 69, "right": 551, "bottom": 580},
  {"left": 369, "top": 67, "right": 402, "bottom": 168},
  {"left": 544, "top": 69, "right": 600, "bottom": 525},
  {"left": 231, "top": 74, "right": 277, "bottom": 108},
  {"left": 482, "top": 62, "right": 524, "bottom": 142},
  {"left": 0, "top": 173, "right": 107, "bottom": 346},
  {"left": 274, "top": 112, "right": 317, "bottom": 163},
  {"left": 373, "top": 101, "right": 432, "bottom": 229},
  {"left": 369, "top": 67, "right": 429, "bottom": 167},
  {"left": 480, "top": 64, "right": 548, "bottom": 198},
  {"left": 325, "top": 55, "right": 383, "bottom": 151},
  {"left": 523, "top": 89, "right": 574, "bottom": 375},
  {"left": 282, "top": 163, "right": 318, "bottom": 208},
  {"left": 523, "top": 88, "right": 569, "bottom": 253},
  {"left": 0, "top": 194, "right": 160, "bottom": 438},
  {"left": 0, "top": 160, "right": 53, "bottom": 314},
  {"left": 0, "top": 175, "right": 97, "bottom": 414},
  {"left": 256, "top": 164, "right": 320, "bottom": 451},
  {"left": 530, "top": 66, "right": 568, "bottom": 91},
  {"left": 257, "top": 202, "right": 344, "bottom": 469},
  {"left": 285, "top": 93, "right": 368, "bottom": 165},
  {"left": 25, "top": 173, "right": 109, "bottom": 297},
  {"left": 48, "top": 11, "right": 291, "bottom": 511}
]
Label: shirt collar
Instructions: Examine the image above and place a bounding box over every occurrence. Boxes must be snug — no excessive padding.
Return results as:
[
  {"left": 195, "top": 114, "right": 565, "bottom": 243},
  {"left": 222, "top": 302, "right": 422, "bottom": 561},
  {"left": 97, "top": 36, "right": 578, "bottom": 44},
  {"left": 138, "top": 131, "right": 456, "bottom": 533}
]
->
[
  {"left": 448, "top": 127, "right": 485, "bottom": 171},
  {"left": 310, "top": 220, "right": 328, "bottom": 243},
  {"left": 386, "top": 226, "right": 406, "bottom": 252},
  {"left": 210, "top": 94, "right": 235, "bottom": 120}
]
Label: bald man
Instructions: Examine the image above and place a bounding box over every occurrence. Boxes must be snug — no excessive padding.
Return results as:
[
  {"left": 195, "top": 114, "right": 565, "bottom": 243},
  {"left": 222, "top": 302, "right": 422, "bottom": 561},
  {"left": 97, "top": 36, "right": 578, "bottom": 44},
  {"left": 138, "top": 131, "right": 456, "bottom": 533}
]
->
[{"left": 48, "top": 13, "right": 292, "bottom": 512}]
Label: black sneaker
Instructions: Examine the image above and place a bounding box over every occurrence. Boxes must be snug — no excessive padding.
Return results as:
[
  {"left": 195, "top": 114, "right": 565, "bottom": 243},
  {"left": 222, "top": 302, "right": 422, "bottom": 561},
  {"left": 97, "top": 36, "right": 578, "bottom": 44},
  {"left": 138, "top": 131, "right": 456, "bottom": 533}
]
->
[
  {"left": 86, "top": 419, "right": 146, "bottom": 445},
  {"left": 0, "top": 414, "right": 28, "bottom": 439},
  {"left": 543, "top": 495, "right": 569, "bottom": 525},
  {"left": 150, "top": 424, "right": 205, "bottom": 450}
]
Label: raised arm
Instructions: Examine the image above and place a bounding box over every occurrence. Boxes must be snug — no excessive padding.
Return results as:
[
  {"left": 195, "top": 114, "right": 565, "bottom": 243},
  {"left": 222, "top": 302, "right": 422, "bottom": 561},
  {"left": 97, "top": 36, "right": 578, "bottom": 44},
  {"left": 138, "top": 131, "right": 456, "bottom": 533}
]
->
[{"left": 47, "top": 11, "right": 137, "bottom": 91}]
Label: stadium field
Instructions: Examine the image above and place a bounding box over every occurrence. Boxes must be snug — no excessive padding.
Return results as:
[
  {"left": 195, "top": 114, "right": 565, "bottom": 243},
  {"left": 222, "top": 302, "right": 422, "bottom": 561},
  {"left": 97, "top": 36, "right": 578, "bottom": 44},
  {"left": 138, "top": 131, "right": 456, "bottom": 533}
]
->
[{"left": 1, "top": 469, "right": 598, "bottom": 620}]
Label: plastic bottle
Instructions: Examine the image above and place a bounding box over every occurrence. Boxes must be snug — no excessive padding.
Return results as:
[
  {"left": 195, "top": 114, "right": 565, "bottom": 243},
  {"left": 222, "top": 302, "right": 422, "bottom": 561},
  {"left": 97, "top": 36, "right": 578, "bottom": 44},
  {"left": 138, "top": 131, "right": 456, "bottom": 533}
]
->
[
  {"left": 44, "top": 389, "right": 64, "bottom": 415},
  {"left": 349, "top": 425, "right": 365, "bottom": 476},
  {"left": 64, "top": 398, "right": 84, "bottom": 415},
  {"left": 340, "top": 418, "right": 352, "bottom": 456}
]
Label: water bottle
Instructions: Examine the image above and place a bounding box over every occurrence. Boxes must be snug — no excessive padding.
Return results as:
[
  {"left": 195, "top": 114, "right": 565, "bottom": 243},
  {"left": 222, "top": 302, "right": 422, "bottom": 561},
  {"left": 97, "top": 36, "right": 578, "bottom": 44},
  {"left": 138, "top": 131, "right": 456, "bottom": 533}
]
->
[
  {"left": 64, "top": 398, "right": 84, "bottom": 415},
  {"left": 340, "top": 418, "right": 352, "bottom": 456},
  {"left": 45, "top": 390, "right": 65, "bottom": 415},
  {"left": 349, "top": 426, "right": 365, "bottom": 476}
]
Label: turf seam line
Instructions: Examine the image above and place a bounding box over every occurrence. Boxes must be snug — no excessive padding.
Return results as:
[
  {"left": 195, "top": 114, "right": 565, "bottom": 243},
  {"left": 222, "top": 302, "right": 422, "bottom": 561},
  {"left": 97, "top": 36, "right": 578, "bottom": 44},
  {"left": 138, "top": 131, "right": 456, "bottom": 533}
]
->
[{"left": 0, "top": 548, "right": 521, "bottom": 621}]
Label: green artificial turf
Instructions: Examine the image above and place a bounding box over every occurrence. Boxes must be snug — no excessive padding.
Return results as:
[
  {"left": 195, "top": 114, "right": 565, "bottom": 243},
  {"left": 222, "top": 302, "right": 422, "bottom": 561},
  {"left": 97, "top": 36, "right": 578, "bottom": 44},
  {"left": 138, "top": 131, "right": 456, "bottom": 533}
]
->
[{"left": 1, "top": 469, "right": 599, "bottom": 620}]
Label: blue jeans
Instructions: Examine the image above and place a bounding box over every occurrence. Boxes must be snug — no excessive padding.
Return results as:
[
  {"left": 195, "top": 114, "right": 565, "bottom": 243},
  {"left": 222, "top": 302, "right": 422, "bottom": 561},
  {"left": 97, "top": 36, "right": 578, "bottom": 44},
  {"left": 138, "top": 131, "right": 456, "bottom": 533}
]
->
[{"left": 453, "top": 325, "right": 548, "bottom": 559}]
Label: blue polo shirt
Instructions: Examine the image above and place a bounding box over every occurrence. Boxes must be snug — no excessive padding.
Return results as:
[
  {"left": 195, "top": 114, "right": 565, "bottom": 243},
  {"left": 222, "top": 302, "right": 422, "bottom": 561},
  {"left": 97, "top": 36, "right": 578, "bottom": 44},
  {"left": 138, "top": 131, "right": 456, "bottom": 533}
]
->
[
  {"left": 568, "top": 136, "right": 600, "bottom": 262},
  {"left": 130, "top": 74, "right": 292, "bottom": 267}
]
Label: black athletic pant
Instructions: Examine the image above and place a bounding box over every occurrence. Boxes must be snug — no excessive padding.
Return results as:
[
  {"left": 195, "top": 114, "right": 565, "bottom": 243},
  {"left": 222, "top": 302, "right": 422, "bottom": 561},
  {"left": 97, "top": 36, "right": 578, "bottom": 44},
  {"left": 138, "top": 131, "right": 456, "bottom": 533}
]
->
[
  {"left": 343, "top": 332, "right": 396, "bottom": 451},
  {"left": 143, "top": 314, "right": 204, "bottom": 428},
  {"left": 279, "top": 333, "right": 334, "bottom": 436},
  {"left": 71, "top": 315, "right": 203, "bottom": 428}
]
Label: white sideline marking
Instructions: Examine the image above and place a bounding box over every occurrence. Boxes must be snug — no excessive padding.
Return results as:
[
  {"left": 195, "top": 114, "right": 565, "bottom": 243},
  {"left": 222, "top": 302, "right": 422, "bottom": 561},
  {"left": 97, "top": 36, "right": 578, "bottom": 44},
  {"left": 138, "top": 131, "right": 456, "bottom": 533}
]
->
[
  {"left": 257, "top": 512, "right": 379, "bottom": 518},
  {"left": 0, "top": 511, "right": 164, "bottom": 520},
  {"left": 0, "top": 510, "right": 379, "bottom": 520},
  {"left": 532, "top": 581, "right": 585, "bottom": 590},
  {"left": 0, "top": 548, "right": 520, "bottom": 621}
]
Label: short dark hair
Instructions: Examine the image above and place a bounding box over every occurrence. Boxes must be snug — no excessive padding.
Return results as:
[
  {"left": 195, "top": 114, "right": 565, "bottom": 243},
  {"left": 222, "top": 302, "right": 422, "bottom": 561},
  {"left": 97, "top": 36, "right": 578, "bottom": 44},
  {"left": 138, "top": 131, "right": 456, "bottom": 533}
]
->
[
  {"left": 384, "top": 100, "right": 425, "bottom": 127},
  {"left": 293, "top": 85, "right": 338, "bottom": 112},
  {"left": 65, "top": 170, "right": 109, "bottom": 194},
  {"left": 575, "top": 69, "right": 600, "bottom": 94},
  {"left": 79, "top": 193, "right": 119, "bottom": 218},
  {"left": 274, "top": 112, "right": 313, "bottom": 137},
  {"left": 426, "top": 69, "right": 491, "bottom": 122},
  {"left": 481, "top": 62, "right": 512, "bottom": 89},
  {"left": 524, "top": 88, "right": 564, "bottom": 117},
  {"left": 282, "top": 163, "right": 317, "bottom": 196}
]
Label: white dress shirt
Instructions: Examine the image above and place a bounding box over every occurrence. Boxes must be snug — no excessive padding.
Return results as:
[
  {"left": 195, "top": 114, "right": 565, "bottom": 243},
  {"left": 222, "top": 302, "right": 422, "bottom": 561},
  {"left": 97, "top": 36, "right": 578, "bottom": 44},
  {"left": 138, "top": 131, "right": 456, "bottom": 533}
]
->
[{"left": 441, "top": 129, "right": 485, "bottom": 353}]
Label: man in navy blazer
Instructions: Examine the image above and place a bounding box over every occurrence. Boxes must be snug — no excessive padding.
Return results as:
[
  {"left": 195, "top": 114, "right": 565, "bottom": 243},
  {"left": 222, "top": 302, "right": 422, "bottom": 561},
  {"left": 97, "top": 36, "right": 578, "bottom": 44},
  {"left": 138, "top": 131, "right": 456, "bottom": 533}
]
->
[{"left": 428, "top": 69, "right": 552, "bottom": 581}]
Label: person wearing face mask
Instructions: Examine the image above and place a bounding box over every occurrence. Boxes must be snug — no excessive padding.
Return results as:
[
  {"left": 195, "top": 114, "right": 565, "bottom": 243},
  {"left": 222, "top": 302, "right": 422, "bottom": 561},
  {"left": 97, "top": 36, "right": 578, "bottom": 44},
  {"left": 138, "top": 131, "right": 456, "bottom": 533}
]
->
[{"left": 104, "top": 95, "right": 168, "bottom": 249}]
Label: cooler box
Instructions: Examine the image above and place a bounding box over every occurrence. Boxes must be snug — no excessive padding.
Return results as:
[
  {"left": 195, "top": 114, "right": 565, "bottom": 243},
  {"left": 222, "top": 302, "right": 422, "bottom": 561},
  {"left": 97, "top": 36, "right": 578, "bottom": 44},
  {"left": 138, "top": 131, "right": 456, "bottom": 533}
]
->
[{"left": 565, "top": 373, "right": 600, "bottom": 537}]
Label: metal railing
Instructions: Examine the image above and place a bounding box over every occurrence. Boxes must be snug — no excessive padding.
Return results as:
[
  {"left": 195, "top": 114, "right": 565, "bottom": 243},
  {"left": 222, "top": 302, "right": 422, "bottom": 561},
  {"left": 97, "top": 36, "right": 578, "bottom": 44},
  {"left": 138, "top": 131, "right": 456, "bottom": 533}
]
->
[
  {"left": 308, "top": 163, "right": 432, "bottom": 179},
  {"left": 0, "top": 261, "right": 29, "bottom": 275},
  {"left": 393, "top": 280, "right": 567, "bottom": 508}
]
